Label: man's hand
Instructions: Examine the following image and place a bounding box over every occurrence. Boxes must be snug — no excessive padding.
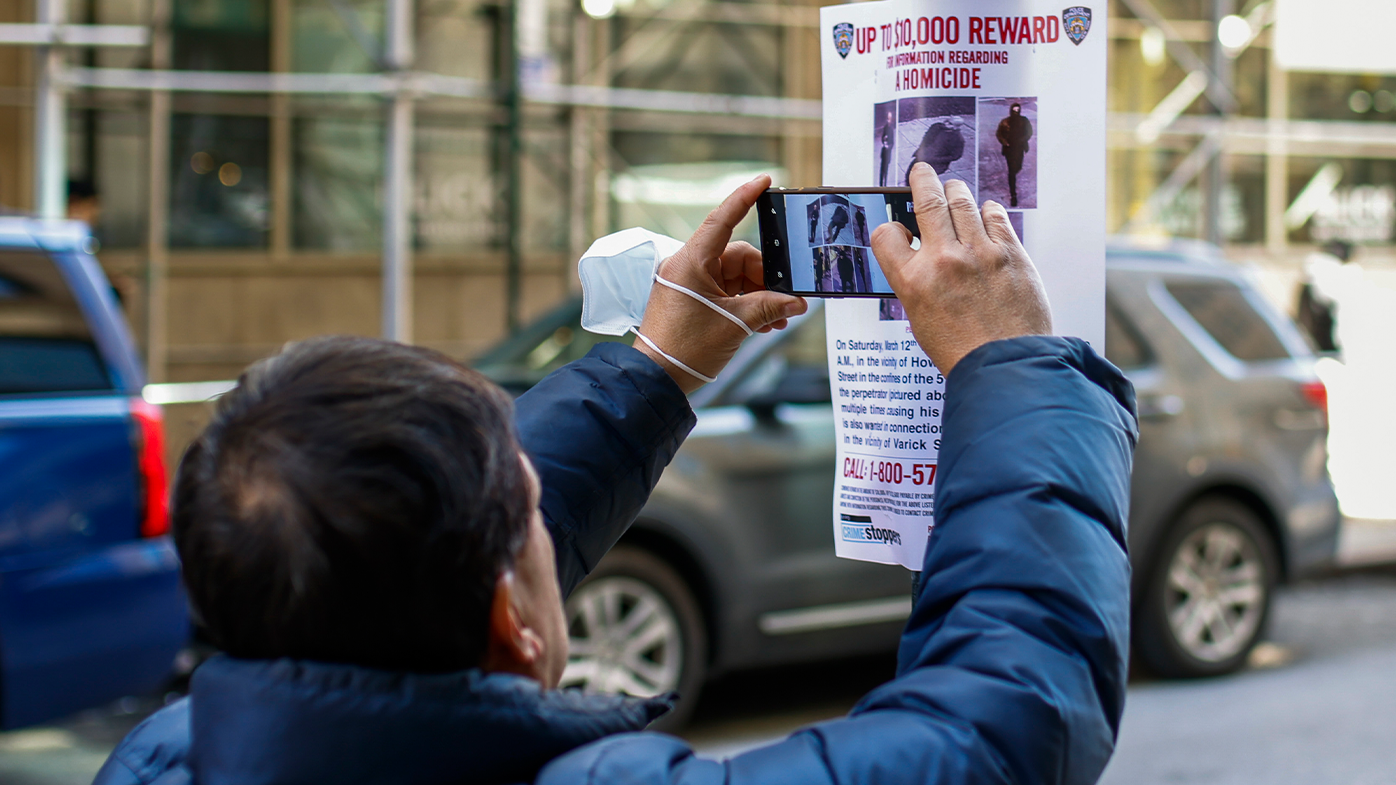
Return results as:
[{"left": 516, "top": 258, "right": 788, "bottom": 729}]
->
[
  {"left": 636, "top": 174, "right": 808, "bottom": 394},
  {"left": 872, "top": 163, "right": 1051, "bottom": 375}
]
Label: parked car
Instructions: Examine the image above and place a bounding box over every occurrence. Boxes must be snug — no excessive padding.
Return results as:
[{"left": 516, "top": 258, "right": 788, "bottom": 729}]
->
[
  {"left": 0, "top": 218, "right": 188, "bottom": 729},
  {"left": 473, "top": 238, "right": 1339, "bottom": 725}
]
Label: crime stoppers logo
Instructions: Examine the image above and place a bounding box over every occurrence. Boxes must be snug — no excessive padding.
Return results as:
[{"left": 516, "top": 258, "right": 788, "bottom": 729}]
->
[
  {"left": 840, "top": 514, "right": 902, "bottom": 546},
  {"left": 833, "top": 22, "right": 854, "bottom": 59},
  {"left": 1062, "top": 6, "right": 1092, "bottom": 45}
]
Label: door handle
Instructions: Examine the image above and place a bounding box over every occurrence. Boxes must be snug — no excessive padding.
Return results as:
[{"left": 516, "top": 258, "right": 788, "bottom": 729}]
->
[{"left": 1137, "top": 394, "right": 1184, "bottom": 420}]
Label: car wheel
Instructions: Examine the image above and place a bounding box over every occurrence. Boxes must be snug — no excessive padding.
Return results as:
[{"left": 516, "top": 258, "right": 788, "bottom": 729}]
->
[
  {"left": 560, "top": 546, "right": 707, "bottom": 731},
  {"left": 1136, "top": 497, "right": 1279, "bottom": 678}
]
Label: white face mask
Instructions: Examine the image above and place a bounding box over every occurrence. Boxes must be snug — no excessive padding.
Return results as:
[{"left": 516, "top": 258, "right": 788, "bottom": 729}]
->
[
  {"left": 578, "top": 227, "right": 687, "bottom": 336},
  {"left": 577, "top": 227, "right": 756, "bottom": 385}
]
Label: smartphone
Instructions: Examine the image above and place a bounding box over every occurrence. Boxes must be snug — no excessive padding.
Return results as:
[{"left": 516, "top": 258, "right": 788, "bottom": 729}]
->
[{"left": 758, "top": 187, "right": 918, "bottom": 298}]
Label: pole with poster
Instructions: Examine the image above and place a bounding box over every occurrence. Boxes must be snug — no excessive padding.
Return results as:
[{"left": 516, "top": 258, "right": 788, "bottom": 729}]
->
[{"left": 819, "top": 2, "right": 1107, "bottom": 570}]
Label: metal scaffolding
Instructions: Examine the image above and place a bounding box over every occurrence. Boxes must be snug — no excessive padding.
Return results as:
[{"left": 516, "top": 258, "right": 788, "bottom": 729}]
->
[{"left": 5, "top": 0, "right": 1396, "bottom": 376}]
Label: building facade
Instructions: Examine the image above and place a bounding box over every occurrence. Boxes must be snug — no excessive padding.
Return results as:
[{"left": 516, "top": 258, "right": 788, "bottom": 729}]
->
[{"left": 2, "top": 0, "right": 1394, "bottom": 388}]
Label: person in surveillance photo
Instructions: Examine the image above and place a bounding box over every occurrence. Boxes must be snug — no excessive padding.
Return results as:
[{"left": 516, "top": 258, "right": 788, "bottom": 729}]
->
[
  {"left": 892, "top": 96, "right": 976, "bottom": 192},
  {"left": 818, "top": 195, "right": 861, "bottom": 245},
  {"left": 979, "top": 96, "right": 1038, "bottom": 208},
  {"left": 878, "top": 297, "right": 909, "bottom": 321},
  {"left": 781, "top": 193, "right": 895, "bottom": 295},
  {"left": 874, "top": 101, "right": 897, "bottom": 187}
]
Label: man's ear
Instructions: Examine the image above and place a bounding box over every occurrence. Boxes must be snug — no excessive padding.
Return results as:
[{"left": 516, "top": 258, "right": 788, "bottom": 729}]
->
[{"left": 481, "top": 571, "right": 547, "bottom": 679}]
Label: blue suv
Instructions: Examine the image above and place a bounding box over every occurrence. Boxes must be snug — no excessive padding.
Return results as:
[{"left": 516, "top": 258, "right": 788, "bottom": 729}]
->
[{"left": 0, "top": 217, "right": 188, "bottom": 729}]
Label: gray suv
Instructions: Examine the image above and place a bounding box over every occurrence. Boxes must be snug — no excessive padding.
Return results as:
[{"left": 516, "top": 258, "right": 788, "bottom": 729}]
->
[{"left": 473, "top": 239, "right": 1338, "bottom": 725}]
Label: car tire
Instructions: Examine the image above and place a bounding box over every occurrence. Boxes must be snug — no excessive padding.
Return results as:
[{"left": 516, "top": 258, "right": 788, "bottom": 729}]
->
[
  {"left": 1135, "top": 497, "right": 1279, "bottom": 678},
  {"left": 560, "top": 546, "right": 707, "bottom": 731}
]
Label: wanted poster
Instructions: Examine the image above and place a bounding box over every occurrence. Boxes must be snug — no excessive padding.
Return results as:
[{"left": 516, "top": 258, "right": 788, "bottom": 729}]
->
[{"left": 821, "top": 1, "right": 1106, "bottom": 569}]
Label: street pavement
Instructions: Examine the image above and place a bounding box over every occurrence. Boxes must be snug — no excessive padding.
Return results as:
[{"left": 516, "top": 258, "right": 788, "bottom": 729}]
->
[{"left": 2, "top": 527, "right": 1394, "bottom": 785}]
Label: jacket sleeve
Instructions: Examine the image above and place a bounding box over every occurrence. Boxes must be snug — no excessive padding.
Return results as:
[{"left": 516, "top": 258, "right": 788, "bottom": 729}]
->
[
  {"left": 515, "top": 342, "right": 697, "bottom": 598},
  {"left": 92, "top": 698, "right": 193, "bottom": 785},
  {"left": 538, "top": 336, "right": 1136, "bottom": 785}
]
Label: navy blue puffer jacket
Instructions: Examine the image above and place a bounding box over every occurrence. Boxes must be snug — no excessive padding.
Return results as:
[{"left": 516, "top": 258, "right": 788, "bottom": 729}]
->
[{"left": 94, "top": 336, "right": 1135, "bottom": 785}]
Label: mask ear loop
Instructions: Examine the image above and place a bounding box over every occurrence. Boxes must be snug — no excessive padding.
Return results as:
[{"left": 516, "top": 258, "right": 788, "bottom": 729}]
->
[{"left": 632, "top": 268, "right": 756, "bottom": 386}]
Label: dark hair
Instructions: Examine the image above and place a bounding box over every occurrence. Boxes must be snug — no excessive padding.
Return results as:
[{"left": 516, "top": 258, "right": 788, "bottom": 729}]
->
[
  {"left": 67, "top": 179, "right": 97, "bottom": 200},
  {"left": 173, "top": 336, "right": 532, "bottom": 672}
]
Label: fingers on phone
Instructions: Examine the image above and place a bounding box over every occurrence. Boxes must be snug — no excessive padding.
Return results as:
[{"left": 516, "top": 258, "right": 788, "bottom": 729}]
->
[
  {"left": 980, "top": 201, "right": 1019, "bottom": 248},
  {"left": 695, "top": 174, "right": 771, "bottom": 251},
  {"left": 720, "top": 241, "right": 764, "bottom": 293},
  {"left": 871, "top": 221, "right": 915, "bottom": 278},
  {"left": 943, "top": 179, "right": 988, "bottom": 247},
  {"left": 907, "top": 163, "right": 956, "bottom": 248}
]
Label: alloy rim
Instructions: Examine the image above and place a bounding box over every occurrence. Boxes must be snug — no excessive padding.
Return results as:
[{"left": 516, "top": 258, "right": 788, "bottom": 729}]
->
[
  {"left": 1165, "top": 521, "right": 1266, "bottom": 663},
  {"left": 561, "top": 576, "right": 682, "bottom": 697}
]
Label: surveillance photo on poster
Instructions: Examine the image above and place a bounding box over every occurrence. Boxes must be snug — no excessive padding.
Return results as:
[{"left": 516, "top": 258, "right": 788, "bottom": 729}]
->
[
  {"left": 876, "top": 96, "right": 977, "bottom": 194},
  {"left": 979, "top": 96, "right": 1038, "bottom": 209}
]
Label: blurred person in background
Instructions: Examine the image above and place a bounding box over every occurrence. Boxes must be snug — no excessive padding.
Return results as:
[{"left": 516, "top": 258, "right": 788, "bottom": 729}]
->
[
  {"left": 1296, "top": 239, "right": 1353, "bottom": 354},
  {"left": 66, "top": 180, "right": 102, "bottom": 229},
  {"left": 1297, "top": 239, "right": 1396, "bottom": 521},
  {"left": 94, "top": 165, "right": 1134, "bottom": 785}
]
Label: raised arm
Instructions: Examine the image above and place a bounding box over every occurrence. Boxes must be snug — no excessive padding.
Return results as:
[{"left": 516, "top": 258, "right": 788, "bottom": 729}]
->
[
  {"left": 537, "top": 164, "right": 1135, "bottom": 785},
  {"left": 516, "top": 175, "right": 806, "bottom": 597}
]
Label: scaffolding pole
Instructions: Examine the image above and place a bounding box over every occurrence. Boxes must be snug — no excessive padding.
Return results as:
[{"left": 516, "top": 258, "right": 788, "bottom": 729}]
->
[
  {"left": 382, "top": 0, "right": 414, "bottom": 343},
  {"left": 32, "top": 0, "right": 65, "bottom": 219}
]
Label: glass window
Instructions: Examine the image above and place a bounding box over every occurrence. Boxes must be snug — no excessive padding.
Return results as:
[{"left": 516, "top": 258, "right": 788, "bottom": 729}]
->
[
  {"left": 417, "top": 0, "right": 494, "bottom": 80},
  {"left": 293, "top": 0, "right": 381, "bottom": 74},
  {"left": 174, "top": 0, "right": 270, "bottom": 72},
  {"left": 415, "top": 124, "right": 499, "bottom": 251},
  {"left": 0, "top": 253, "right": 111, "bottom": 394},
  {"left": 294, "top": 115, "right": 382, "bottom": 250},
  {"left": 1165, "top": 280, "right": 1291, "bottom": 362},
  {"left": 1104, "top": 303, "right": 1152, "bottom": 370},
  {"left": 169, "top": 114, "right": 271, "bottom": 248}
]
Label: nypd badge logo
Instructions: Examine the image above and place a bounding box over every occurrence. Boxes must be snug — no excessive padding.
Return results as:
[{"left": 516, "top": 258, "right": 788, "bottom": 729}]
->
[
  {"left": 833, "top": 22, "right": 854, "bottom": 59},
  {"left": 1062, "top": 7, "right": 1092, "bottom": 45}
]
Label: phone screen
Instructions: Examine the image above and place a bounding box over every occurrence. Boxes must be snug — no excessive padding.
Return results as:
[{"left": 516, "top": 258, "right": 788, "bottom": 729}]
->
[{"left": 758, "top": 188, "right": 918, "bottom": 298}]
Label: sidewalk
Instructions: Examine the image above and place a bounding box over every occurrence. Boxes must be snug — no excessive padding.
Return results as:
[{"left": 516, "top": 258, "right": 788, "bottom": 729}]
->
[{"left": 1337, "top": 517, "right": 1396, "bottom": 568}]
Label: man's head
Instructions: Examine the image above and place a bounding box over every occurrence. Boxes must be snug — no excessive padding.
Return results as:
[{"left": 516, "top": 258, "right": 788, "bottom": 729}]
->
[
  {"left": 1010, "top": 103, "right": 1022, "bottom": 115},
  {"left": 174, "top": 336, "right": 567, "bottom": 683},
  {"left": 67, "top": 179, "right": 101, "bottom": 225}
]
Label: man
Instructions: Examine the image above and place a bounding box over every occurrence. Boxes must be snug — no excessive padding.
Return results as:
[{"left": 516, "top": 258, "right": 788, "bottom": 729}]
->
[
  {"left": 824, "top": 201, "right": 850, "bottom": 244},
  {"left": 996, "top": 102, "right": 1034, "bottom": 207},
  {"left": 836, "top": 246, "right": 856, "bottom": 293},
  {"left": 1296, "top": 239, "right": 1351, "bottom": 353},
  {"left": 96, "top": 164, "right": 1134, "bottom": 785},
  {"left": 853, "top": 247, "right": 873, "bottom": 292},
  {"left": 878, "top": 109, "right": 895, "bottom": 186},
  {"left": 855, "top": 207, "right": 870, "bottom": 246},
  {"left": 66, "top": 179, "right": 101, "bottom": 227}
]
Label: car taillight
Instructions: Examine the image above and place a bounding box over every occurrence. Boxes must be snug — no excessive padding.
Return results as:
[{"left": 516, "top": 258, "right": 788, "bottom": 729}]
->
[
  {"left": 130, "top": 397, "right": 170, "bottom": 538},
  {"left": 1299, "top": 380, "right": 1328, "bottom": 419}
]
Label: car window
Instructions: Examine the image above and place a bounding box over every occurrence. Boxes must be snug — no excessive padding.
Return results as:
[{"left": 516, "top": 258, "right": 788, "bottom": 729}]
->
[
  {"left": 1104, "top": 303, "right": 1152, "bottom": 370},
  {"left": 516, "top": 325, "right": 628, "bottom": 373},
  {"left": 1164, "top": 280, "right": 1290, "bottom": 362},
  {"left": 725, "top": 316, "right": 830, "bottom": 405},
  {"left": 0, "top": 252, "right": 112, "bottom": 394}
]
